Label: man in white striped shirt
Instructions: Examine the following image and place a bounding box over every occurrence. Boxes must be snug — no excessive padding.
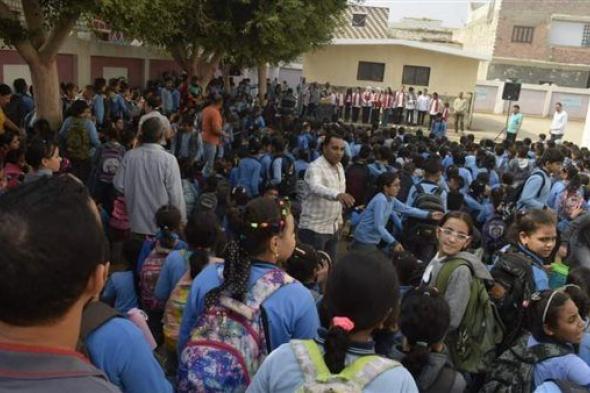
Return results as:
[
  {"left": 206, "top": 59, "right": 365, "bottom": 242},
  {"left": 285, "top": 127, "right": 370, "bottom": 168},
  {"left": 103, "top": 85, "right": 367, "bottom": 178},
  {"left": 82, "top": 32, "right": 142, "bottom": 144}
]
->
[{"left": 298, "top": 131, "right": 355, "bottom": 260}]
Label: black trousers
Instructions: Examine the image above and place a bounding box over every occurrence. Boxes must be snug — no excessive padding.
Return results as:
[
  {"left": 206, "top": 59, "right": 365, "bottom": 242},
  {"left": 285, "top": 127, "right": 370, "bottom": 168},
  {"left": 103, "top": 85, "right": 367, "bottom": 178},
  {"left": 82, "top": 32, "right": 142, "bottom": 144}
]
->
[
  {"left": 352, "top": 107, "right": 360, "bottom": 123},
  {"left": 361, "top": 107, "right": 371, "bottom": 123}
]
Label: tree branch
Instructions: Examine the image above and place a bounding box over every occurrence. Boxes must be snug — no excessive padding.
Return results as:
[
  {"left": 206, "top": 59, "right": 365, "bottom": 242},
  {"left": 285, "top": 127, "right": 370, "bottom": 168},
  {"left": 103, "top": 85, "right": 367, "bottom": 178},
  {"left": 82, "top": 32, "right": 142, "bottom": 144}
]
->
[
  {"left": 13, "top": 39, "right": 39, "bottom": 64},
  {"left": 39, "top": 11, "right": 80, "bottom": 60},
  {"left": 22, "top": 0, "right": 46, "bottom": 49},
  {"left": 0, "top": 0, "right": 13, "bottom": 18}
]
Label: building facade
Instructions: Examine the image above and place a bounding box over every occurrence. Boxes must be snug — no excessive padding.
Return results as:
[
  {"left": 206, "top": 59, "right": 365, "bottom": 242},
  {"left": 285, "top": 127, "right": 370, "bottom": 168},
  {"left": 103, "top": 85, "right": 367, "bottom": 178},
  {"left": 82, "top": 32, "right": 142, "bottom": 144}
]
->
[
  {"left": 463, "top": 0, "right": 590, "bottom": 88},
  {"left": 303, "top": 5, "right": 487, "bottom": 97}
]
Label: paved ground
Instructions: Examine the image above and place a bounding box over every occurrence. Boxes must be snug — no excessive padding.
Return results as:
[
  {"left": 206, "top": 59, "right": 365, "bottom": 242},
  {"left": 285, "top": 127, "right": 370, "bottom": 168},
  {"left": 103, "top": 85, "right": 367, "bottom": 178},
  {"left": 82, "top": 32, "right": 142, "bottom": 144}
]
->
[{"left": 466, "top": 113, "right": 586, "bottom": 145}]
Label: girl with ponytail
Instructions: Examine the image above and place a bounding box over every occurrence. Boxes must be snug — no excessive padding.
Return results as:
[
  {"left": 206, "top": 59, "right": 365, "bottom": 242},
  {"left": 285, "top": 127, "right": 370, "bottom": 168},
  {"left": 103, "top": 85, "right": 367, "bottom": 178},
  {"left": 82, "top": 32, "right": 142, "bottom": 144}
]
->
[
  {"left": 177, "top": 197, "right": 319, "bottom": 355},
  {"left": 393, "top": 287, "right": 466, "bottom": 393},
  {"left": 248, "top": 251, "right": 419, "bottom": 393},
  {"left": 159, "top": 210, "right": 223, "bottom": 373}
]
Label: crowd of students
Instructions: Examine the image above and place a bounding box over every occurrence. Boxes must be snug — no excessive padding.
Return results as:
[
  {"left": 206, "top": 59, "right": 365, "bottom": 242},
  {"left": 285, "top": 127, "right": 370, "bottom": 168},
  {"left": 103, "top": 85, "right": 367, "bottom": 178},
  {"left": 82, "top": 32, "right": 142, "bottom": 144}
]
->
[{"left": 2, "top": 73, "right": 590, "bottom": 393}]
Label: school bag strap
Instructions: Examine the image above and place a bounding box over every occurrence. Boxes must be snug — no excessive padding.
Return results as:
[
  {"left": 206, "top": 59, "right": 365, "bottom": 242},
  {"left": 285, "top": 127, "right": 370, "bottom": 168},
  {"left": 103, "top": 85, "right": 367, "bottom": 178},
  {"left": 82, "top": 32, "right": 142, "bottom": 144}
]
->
[
  {"left": 290, "top": 339, "right": 400, "bottom": 389},
  {"left": 528, "top": 343, "right": 573, "bottom": 363},
  {"left": 215, "top": 265, "right": 295, "bottom": 320},
  {"left": 434, "top": 258, "right": 471, "bottom": 294},
  {"left": 80, "top": 301, "right": 122, "bottom": 340}
]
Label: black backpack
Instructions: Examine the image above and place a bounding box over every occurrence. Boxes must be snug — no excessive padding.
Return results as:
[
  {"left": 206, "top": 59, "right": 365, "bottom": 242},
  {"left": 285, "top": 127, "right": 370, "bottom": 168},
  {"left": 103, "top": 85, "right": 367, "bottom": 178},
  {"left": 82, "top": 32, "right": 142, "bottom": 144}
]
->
[
  {"left": 480, "top": 335, "right": 573, "bottom": 393},
  {"left": 396, "top": 170, "right": 415, "bottom": 204},
  {"left": 507, "top": 171, "right": 546, "bottom": 212},
  {"left": 489, "top": 251, "right": 534, "bottom": 353},
  {"left": 272, "top": 154, "right": 297, "bottom": 197},
  {"left": 4, "top": 94, "right": 29, "bottom": 128},
  {"left": 345, "top": 162, "right": 371, "bottom": 207},
  {"left": 404, "top": 183, "right": 445, "bottom": 261}
]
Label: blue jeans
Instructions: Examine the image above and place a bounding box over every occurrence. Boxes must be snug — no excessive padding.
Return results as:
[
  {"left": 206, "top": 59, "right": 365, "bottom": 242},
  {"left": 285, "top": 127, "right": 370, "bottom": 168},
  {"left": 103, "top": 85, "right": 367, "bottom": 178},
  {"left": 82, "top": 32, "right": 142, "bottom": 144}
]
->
[{"left": 203, "top": 143, "right": 217, "bottom": 177}]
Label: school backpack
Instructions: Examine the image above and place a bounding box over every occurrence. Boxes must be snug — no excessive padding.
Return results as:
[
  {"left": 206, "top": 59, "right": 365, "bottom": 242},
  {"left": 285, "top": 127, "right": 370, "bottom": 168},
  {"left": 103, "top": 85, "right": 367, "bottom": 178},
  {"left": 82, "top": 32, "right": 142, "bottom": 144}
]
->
[
  {"left": 404, "top": 183, "right": 445, "bottom": 255},
  {"left": 139, "top": 241, "right": 175, "bottom": 311},
  {"left": 480, "top": 335, "right": 573, "bottom": 393},
  {"left": 511, "top": 171, "right": 546, "bottom": 209},
  {"left": 290, "top": 339, "right": 400, "bottom": 393},
  {"left": 97, "top": 142, "right": 125, "bottom": 183},
  {"left": 396, "top": 170, "right": 416, "bottom": 204},
  {"left": 65, "top": 118, "right": 91, "bottom": 161},
  {"left": 489, "top": 251, "right": 534, "bottom": 353},
  {"left": 177, "top": 266, "right": 294, "bottom": 393},
  {"left": 272, "top": 154, "right": 297, "bottom": 197},
  {"left": 4, "top": 93, "right": 29, "bottom": 128},
  {"left": 434, "top": 257, "right": 503, "bottom": 374},
  {"left": 482, "top": 214, "right": 508, "bottom": 263},
  {"left": 345, "top": 162, "right": 371, "bottom": 207},
  {"left": 163, "top": 250, "right": 192, "bottom": 352}
]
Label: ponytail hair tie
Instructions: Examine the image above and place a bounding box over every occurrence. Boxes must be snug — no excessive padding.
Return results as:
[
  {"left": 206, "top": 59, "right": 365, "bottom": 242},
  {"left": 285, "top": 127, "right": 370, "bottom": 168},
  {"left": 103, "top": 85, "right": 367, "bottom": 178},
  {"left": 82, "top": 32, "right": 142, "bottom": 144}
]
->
[{"left": 332, "top": 316, "right": 355, "bottom": 332}]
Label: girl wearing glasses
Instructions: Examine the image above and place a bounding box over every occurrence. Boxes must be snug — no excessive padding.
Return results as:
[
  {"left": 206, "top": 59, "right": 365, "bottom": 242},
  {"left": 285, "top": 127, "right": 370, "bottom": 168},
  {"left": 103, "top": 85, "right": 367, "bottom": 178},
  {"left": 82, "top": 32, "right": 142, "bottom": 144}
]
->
[
  {"left": 525, "top": 288, "right": 590, "bottom": 389},
  {"left": 421, "top": 211, "right": 495, "bottom": 376}
]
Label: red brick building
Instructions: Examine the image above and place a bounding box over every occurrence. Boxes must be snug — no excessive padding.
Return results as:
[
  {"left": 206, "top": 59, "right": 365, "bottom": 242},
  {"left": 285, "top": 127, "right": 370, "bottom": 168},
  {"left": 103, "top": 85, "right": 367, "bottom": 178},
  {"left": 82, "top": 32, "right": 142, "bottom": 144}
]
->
[{"left": 462, "top": 0, "right": 590, "bottom": 88}]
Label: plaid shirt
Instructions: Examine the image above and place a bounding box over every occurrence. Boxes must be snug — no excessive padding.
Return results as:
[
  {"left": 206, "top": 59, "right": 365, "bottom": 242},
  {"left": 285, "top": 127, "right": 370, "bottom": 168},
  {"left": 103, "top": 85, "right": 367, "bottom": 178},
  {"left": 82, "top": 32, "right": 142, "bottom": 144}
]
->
[{"left": 299, "top": 155, "right": 345, "bottom": 235}]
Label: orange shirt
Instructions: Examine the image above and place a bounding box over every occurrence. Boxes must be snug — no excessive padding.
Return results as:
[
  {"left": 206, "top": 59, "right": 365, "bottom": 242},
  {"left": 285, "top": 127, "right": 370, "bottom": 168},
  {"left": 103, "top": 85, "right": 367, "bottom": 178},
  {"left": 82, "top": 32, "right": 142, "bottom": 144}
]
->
[{"left": 202, "top": 105, "right": 223, "bottom": 145}]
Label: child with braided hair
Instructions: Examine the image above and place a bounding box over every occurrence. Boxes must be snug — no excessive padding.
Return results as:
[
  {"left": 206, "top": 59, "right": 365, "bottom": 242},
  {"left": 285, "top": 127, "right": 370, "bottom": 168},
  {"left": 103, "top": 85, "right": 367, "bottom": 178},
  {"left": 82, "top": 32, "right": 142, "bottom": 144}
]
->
[{"left": 177, "top": 197, "right": 319, "bottom": 392}]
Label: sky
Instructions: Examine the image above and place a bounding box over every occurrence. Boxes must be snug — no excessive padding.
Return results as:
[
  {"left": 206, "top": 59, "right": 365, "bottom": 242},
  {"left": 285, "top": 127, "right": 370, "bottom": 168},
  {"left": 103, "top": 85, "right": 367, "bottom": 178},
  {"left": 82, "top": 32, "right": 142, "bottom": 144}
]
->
[{"left": 363, "top": 0, "right": 489, "bottom": 28}]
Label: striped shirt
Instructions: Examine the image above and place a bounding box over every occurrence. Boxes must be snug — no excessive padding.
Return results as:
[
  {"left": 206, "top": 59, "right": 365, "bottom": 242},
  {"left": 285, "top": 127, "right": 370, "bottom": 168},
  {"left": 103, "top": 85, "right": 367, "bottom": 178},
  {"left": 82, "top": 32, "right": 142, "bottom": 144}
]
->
[{"left": 298, "top": 155, "right": 346, "bottom": 235}]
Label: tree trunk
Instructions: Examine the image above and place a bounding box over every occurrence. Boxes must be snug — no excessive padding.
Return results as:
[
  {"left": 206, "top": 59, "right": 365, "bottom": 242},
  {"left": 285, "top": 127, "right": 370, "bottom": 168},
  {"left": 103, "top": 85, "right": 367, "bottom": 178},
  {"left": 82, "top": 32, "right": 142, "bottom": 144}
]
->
[
  {"left": 30, "top": 58, "right": 62, "bottom": 130},
  {"left": 222, "top": 63, "right": 231, "bottom": 94},
  {"left": 257, "top": 63, "right": 267, "bottom": 105}
]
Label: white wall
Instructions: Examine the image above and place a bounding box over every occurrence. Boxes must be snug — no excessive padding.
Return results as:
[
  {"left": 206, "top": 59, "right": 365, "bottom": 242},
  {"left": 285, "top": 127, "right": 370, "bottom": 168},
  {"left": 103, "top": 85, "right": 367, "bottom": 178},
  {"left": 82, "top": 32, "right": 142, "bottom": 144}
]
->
[
  {"left": 474, "top": 80, "right": 590, "bottom": 120},
  {"left": 549, "top": 21, "right": 585, "bottom": 47}
]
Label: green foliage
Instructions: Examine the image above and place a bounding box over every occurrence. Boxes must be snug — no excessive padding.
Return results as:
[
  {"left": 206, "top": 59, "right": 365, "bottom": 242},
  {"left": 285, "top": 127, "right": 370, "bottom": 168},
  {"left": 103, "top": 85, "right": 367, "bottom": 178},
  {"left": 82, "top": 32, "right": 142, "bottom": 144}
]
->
[
  {"left": 100, "top": 0, "right": 347, "bottom": 69},
  {"left": 0, "top": 0, "right": 99, "bottom": 46}
]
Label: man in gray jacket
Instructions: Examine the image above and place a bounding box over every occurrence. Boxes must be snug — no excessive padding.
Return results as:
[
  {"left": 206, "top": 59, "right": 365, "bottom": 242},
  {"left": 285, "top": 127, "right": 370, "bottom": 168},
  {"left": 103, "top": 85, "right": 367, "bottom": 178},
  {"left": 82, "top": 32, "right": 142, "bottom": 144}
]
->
[{"left": 0, "top": 176, "right": 120, "bottom": 392}]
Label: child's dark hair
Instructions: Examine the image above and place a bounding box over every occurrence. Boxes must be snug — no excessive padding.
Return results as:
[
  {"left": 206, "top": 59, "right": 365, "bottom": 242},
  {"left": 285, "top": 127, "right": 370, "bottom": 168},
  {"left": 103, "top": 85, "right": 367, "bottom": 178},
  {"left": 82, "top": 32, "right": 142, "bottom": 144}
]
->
[
  {"left": 323, "top": 251, "right": 399, "bottom": 373},
  {"left": 564, "top": 285, "right": 590, "bottom": 318},
  {"left": 526, "top": 289, "right": 571, "bottom": 343},
  {"left": 439, "top": 211, "right": 474, "bottom": 236},
  {"left": 400, "top": 287, "right": 451, "bottom": 379},
  {"left": 567, "top": 267, "right": 590, "bottom": 301},
  {"left": 507, "top": 209, "right": 556, "bottom": 244},
  {"left": 25, "top": 137, "right": 58, "bottom": 170},
  {"left": 377, "top": 171, "right": 399, "bottom": 193},
  {"left": 155, "top": 205, "right": 182, "bottom": 249},
  {"left": 285, "top": 243, "right": 326, "bottom": 285},
  {"left": 392, "top": 251, "right": 423, "bottom": 287},
  {"left": 204, "top": 197, "right": 290, "bottom": 308},
  {"left": 185, "top": 210, "right": 221, "bottom": 279}
]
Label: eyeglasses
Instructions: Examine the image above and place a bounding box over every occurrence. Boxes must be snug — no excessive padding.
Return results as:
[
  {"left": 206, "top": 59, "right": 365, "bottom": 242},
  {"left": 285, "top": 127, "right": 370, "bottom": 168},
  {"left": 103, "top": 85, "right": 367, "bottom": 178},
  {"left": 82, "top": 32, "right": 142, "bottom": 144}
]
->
[
  {"left": 532, "top": 284, "right": 581, "bottom": 324},
  {"left": 439, "top": 227, "right": 471, "bottom": 242}
]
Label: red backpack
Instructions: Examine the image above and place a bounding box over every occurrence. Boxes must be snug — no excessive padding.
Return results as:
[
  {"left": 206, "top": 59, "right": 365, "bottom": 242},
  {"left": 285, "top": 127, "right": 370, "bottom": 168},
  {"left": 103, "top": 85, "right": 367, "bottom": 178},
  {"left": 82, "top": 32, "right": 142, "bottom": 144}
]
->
[{"left": 139, "top": 241, "right": 175, "bottom": 311}]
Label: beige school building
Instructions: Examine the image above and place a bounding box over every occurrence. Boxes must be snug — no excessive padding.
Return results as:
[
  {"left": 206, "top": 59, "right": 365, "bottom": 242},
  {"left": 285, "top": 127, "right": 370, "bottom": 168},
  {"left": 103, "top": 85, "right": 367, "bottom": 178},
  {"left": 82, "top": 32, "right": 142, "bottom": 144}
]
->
[{"left": 302, "top": 5, "right": 488, "bottom": 98}]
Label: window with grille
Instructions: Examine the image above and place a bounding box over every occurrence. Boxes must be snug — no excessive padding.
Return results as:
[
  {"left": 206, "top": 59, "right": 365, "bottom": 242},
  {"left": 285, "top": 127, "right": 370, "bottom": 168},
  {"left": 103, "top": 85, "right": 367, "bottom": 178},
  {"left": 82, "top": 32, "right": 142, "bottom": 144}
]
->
[
  {"left": 582, "top": 24, "right": 590, "bottom": 47},
  {"left": 357, "top": 62, "right": 385, "bottom": 82},
  {"left": 352, "top": 13, "right": 367, "bottom": 27},
  {"left": 512, "top": 26, "right": 534, "bottom": 43},
  {"left": 402, "top": 65, "right": 431, "bottom": 86}
]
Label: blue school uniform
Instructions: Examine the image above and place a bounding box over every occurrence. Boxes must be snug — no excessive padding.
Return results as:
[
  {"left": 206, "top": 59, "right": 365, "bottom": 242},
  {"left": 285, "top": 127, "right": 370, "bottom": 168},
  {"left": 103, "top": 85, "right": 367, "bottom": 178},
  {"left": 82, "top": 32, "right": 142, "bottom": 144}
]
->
[
  {"left": 528, "top": 336, "right": 590, "bottom": 389},
  {"left": 236, "top": 156, "right": 262, "bottom": 197},
  {"left": 247, "top": 332, "right": 419, "bottom": 393},
  {"left": 178, "top": 261, "right": 319, "bottom": 354},
  {"left": 154, "top": 250, "right": 191, "bottom": 303},
  {"left": 135, "top": 237, "right": 187, "bottom": 275},
  {"left": 86, "top": 318, "right": 173, "bottom": 393},
  {"left": 516, "top": 244, "right": 550, "bottom": 291},
  {"left": 101, "top": 271, "right": 138, "bottom": 313}
]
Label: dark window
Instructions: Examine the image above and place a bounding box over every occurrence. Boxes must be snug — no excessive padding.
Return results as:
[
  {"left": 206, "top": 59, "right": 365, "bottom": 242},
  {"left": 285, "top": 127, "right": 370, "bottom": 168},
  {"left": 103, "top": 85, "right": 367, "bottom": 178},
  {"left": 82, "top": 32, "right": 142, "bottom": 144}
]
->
[
  {"left": 583, "top": 24, "right": 590, "bottom": 47},
  {"left": 357, "top": 61, "right": 385, "bottom": 82},
  {"left": 402, "top": 65, "right": 430, "bottom": 86},
  {"left": 512, "top": 26, "right": 534, "bottom": 43},
  {"left": 352, "top": 13, "right": 367, "bottom": 27}
]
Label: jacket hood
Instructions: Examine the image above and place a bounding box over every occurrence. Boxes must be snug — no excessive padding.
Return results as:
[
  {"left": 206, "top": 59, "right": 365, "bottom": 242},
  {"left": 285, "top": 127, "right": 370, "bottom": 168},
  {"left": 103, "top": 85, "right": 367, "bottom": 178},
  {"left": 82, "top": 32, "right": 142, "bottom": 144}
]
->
[{"left": 448, "top": 251, "right": 493, "bottom": 282}]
